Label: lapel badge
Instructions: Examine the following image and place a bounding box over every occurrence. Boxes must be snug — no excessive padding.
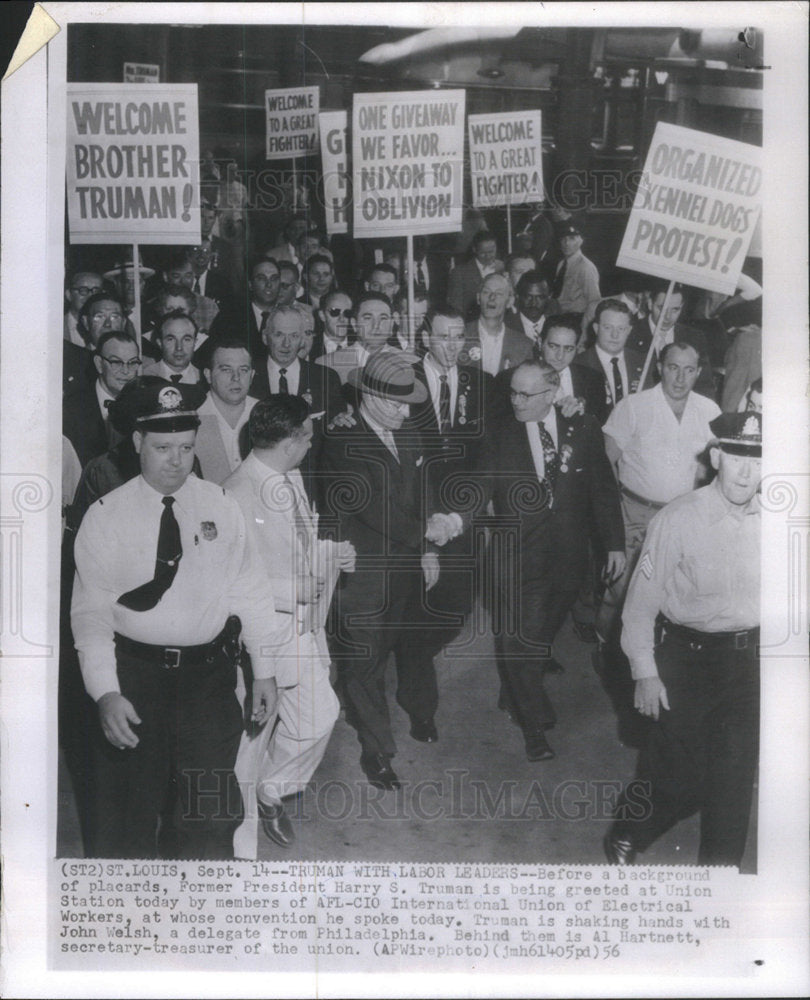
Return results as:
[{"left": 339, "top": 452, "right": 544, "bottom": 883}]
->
[
  {"left": 559, "top": 443, "right": 573, "bottom": 473},
  {"left": 458, "top": 392, "right": 467, "bottom": 425},
  {"left": 200, "top": 521, "right": 218, "bottom": 540}
]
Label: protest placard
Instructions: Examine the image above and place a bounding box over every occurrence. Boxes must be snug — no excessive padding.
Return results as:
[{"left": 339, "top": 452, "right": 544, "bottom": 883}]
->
[
  {"left": 616, "top": 121, "right": 761, "bottom": 295},
  {"left": 352, "top": 89, "right": 465, "bottom": 238},
  {"left": 468, "top": 110, "right": 544, "bottom": 209},
  {"left": 319, "top": 110, "right": 348, "bottom": 235},
  {"left": 265, "top": 86, "right": 320, "bottom": 160},
  {"left": 65, "top": 83, "right": 200, "bottom": 245}
]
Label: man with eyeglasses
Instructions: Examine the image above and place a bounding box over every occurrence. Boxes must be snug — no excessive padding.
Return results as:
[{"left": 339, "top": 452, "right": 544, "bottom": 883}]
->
[
  {"left": 313, "top": 291, "right": 354, "bottom": 359},
  {"left": 428, "top": 359, "right": 624, "bottom": 762},
  {"left": 64, "top": 270, "right": 103, "bottom": 345},
  {"left": 64, "top": 291, "right": 130, "bottom": 398},
  {"left": 317, "top": 293, "right": 401, "bottom": 397},
  {"left": 63, "top": 331, "right": 141, "bottom": 468}
]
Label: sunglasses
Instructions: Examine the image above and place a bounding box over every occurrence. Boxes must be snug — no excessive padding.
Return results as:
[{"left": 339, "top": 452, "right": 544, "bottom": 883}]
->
[{"left": 327, "top": 308, "right": 353, "bottom": 318}]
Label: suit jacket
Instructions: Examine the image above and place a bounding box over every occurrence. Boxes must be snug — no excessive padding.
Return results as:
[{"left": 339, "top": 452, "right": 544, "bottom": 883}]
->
[
  {"left": 251, "top": 358, "right": 345, "bottom": 499},
  {"left": 195, "top": 268, "right": 234, "bottom": 309},
  {"left": 575, "top": 346, "right": 650, "bottom": 417},
  {"left": 570, "top": 362, "right": 610, "bottom": 426},
  {"left": 462, "top": 320, "right": 534, "bottom": 375},
  {"left": 63, "top": 342, "right": 96, "bottom": 398},
  {"left": 318, "top": 415, "right": 429, "bottom": 612},
  {"left": 472, "top": 407, "right": 624, "bottom": 591},
  {"left": 447, "top": 260, "right": 487, "bottom": 321},
  {"left": 409, "top": 252, "right": 449, "bottom": 305},
  {"left": 208, "top": 299, "right": 267, "bottom": 365},
  {"left": 627, "top": 318, "right": 717, "bottom": 402},
  {"left": 62, "top": 386, "right": 118, "bottom": 469}
]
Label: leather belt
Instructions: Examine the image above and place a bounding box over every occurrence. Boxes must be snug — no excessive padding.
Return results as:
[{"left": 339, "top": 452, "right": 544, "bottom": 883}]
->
[
  {"left": 621, "top": 485, "right": 666, "bottom": 510},
  {"left": 114, "top": 627, "right": 228, "bottom": 669},
  {"left": 657, "top": 615, "right": 759, "bottom": 651}
]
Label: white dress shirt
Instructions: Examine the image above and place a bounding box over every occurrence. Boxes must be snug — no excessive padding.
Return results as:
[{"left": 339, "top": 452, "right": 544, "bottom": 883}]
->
[
  {"left": 266, "top": 356, "right": 301, "bottom": 395},
  {"left": 594, "top": 345, "right": 628, "bottom": 405},
  {"left": 423, "top": 356, "right": 459, "bottom": 428},
  {"left": 478, "top": 319, "right": 506, "bottom": 376},
  {"left": 553, "top": 365, "right": 575, "bottom": 403}
]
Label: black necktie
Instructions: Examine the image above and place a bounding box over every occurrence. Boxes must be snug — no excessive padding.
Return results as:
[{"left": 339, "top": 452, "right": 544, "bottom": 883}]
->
[
  {"left": 170, "top": 373, "right": 182, "bottom": 384},
  {"left": 103, "top": 399, "right": 112, "bottom": 410},
  {"left": 439, "top": 374, "right": 451, "bottom": 434},
  {"left": 260, "top": 310, "right": 270, "bottom": 336},
  {"left": 416, "top": 260, "right": 427, "bottom": 293},
  {"left": 193, "top": 276, "right": 201, "bottom": 294},
  {"left": 552, "top": 258, "right": 567, "bottom": 299},
  {"left": 611, "top": 357, "right": 624, "bottom": 404},
  {"left": 118, "top": 497, "right": 182, "bottom": 611},
  {"left": 278, "top": 368, "right": 289, "bottom": 394},
  {"left": 538, "top": 423, "right": 559, "bottom": 496}
]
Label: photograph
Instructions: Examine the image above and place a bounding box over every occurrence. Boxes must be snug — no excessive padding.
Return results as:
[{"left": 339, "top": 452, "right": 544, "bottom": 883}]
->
[{"left": 1, "top": 2, "right": 808, "bottom": 996}]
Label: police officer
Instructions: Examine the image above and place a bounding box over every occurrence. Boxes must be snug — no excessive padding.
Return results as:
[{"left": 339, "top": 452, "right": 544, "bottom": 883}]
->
[
  {"left": 71, "top": 378, "right": 287, "bottom": 859},
  {"left": 604, "top": 412, "right": 762, "bottom": 868}
]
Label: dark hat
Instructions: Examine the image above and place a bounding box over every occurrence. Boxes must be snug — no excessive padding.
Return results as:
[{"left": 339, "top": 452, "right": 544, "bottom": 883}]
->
[
  {"left": 709, "top": 412, "right": 762, "bottom": 456},
  {"left": 559, "top": 222, "right": 582, "bottom": 238},
  {"left": 108, "top": 376, "right": 205, "bottom": 435},
  {"left": 347, "top": 351, "right": 427, "bottom": 404}
]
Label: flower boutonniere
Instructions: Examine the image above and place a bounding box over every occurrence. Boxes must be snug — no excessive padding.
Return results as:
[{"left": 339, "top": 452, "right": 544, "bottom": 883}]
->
[
  {"left": 302, "top": 389, "right": 313, "bottom": 407},
  {"left": 457, "top": 391, "right": 467, "bottom": 425},
  {"left": 467, "top": 345, "right": 481, "bottom": 362},
  {"left": 559, "top": 444, "right": 573, "bottom": 474}
]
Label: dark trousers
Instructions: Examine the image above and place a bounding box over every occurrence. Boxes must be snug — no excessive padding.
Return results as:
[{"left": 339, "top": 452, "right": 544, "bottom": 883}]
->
[
  {"left": 331, "top": 567, "right": 423, "bottom": 757},
  {"left": 394, "top": 542, "right": 474, "bottom": 724},
  {"left": 613, "top": 631, "right": 759, "bottom": 867},
  {"left": 495, "top": 572, "right": 578, "bottom": 736},
  {"left": 88, "top": 641, "right": 243, "bottom": 859}
]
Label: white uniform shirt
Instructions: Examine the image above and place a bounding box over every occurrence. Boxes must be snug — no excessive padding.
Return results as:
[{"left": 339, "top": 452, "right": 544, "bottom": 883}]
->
[
  {"left": 603, "top": 385, "right": 721, "bottom": 503},
  {"left": 72, "top": 474, "right": 286, "bottom": 700}
]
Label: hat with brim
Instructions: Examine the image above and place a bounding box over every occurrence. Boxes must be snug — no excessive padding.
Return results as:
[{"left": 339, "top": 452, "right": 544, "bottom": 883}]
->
[
  {"left": 104, "top": 253, "right": 155, "bottom": 280},
  {"left": 109, "top": 376, "right": 205, "bottom": 435},
  {"left": 709, "top": 412, "right": 762, "bottom": 456},
  {"left": 347, "top": 350, "right": 427, "bottom": 404}
]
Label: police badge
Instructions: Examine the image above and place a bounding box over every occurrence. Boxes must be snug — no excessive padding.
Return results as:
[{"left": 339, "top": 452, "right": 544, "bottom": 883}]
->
[{"left": 200, "top": 521, "right": 218, "bottom": 540}]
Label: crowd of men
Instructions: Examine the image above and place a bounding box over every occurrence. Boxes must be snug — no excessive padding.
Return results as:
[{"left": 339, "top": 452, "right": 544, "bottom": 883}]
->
[{"left": 61, "top": 188, "right": 764, "bottom": 867}]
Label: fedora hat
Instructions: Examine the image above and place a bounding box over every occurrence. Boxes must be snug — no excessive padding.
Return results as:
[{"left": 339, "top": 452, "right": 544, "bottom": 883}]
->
[{"left": 347, "top": 351, "right": 427, "bottom": 404}]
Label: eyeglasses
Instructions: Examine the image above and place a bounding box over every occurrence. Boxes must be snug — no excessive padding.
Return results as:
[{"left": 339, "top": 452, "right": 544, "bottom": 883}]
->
[
  {"left": 71, "top": 285, "right": 101, "bottom": 296},
  {"left": 327, "top": 308, "right": 353, "bottom": 318},
  {"left": 101, "top": 356, "right": 141, "bottom": 372},
  {"left": 91, "top": 310, "right": 124, "bottom": 323},
  {"left": 509, "top": 387, "right": 555, "bottom": 402}
]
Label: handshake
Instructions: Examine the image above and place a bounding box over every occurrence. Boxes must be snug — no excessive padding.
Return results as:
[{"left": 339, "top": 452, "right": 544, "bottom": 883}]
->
[{"left": 425, "top": 512, "right": 463, "bottom": 547}]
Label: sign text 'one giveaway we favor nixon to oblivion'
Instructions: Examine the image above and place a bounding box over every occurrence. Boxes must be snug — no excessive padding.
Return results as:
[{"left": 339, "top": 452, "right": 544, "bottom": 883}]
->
[
  {"left": 66, "top": 83, "right": 200, "bottom": 245},
  {"left": 468, "top": 110, "right": 544, "bottom": 208},
  {"left": 319, "top": 110, "right": 348, "bottom": 235},
  {"left": 617, "top": 122, "right": 761, "bottom": 295},
  {"left": 265, "top": 86, "right": 320, "bottom": 160},
  {"left": 353, "top": 90, "right": 465, "bottom": 238}
]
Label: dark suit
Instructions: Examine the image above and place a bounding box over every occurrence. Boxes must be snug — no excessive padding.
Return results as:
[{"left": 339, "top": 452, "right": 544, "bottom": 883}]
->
[
  {"left": 62, "top": 387, "right": 120, "bottom": 469},
  {"left": 319, "top": 416, "right": 432, "bottom": 757},
  {"left": 195, "top": 268, "right": 233, "bottom": 310},
  {"left": 492, "top": 360, "right": 610, "bottom": 426},
  {"left": 462, "top": 320, "right": 534, "bottom": 374},
  {"left": 395, "top": 362, "right": 493, "bottom": 699},
  {"left": 575, "top": 346, "right": 649, "bottom": 418},
  {"left": 411, "top": 253, "right": 449, "bottom": 305},
  {"left": 63, "top": 342, "right": 96, "bottom": 398},
  {"left": 207, "top": 300, "right": 267, "bottom": 366},
  {"left": 447, "top": 260, "right": 486, "bottom": 321},
  {"left": 471, "top": 407, "right": 624, "bottom": 736},
  {"left": 627, "top": 318, "right": 717, "bottom": 402},
  {"left": 251, "top": 357, "right": 345, "bottom": 500}
]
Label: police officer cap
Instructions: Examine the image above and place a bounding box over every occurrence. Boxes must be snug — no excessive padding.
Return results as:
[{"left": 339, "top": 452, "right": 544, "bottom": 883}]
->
[
  {"left": 559, "top": 222, "right": 582, "bottom": 238},
  {"left": 108, "top": 375, "right": 205, "bottom": 435},
  {"left": 709, "top": 412, "right": 762, "bottom": 456}
]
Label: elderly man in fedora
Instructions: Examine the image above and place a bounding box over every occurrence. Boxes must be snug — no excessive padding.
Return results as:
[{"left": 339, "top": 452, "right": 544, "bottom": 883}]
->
[{"left": 318, "top": 352, "right": 442, "bottom": 790}]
